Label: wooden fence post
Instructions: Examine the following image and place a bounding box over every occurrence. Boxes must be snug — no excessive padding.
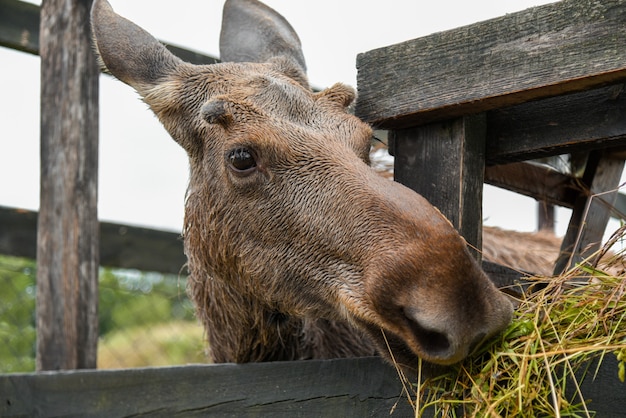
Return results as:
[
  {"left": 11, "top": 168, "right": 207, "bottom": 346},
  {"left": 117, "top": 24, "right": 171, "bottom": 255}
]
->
[
  {"left": 391, "top": 115, "right": 487, "bottom": 261},
  {"left": 553, "top": 151, "right": 625, "bottom": 274},
  {"left": 37, "top": 0, "right": 99, "bottom": 370}
]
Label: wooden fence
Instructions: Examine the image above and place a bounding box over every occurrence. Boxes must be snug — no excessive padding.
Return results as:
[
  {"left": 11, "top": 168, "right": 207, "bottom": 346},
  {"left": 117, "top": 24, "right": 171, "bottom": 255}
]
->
[
  {"left": 356, "top": 0, "right": 626, "bottom": 273},
  {"left": 0, "top": 358, "right": 414, "bottom": 417},
  {"left": 1, "top": 0, "right": 625, "bottom": 415}
]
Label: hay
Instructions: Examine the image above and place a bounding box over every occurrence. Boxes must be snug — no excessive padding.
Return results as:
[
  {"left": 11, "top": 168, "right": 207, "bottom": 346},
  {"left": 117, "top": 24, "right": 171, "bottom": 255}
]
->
[{"left": 405, "top": 227, "right": 626, "bottom": 417}]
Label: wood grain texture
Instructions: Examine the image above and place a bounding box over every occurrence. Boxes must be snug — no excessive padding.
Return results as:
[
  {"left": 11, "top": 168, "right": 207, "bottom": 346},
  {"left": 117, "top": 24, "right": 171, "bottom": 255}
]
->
[
  {"left": 1, "top": 356, "right": 624, "bottom": 417},
  {"left": 1, "top": 207, "right": 529, "bottom": 290},
  {"left": 0, "top": 0, "right": 39, "bottom": 54},
  {"left": 484, "top": 162, "right": 579, "bottom": 208},
  {"left": 0, "top": 0, "right": 220, "bottom": 65},
  {"left": 486, "top": 84, "right": 626, "bottom": 164},
  {"left": 356, "top": 0, "right": 626, "bottom": 129},
  {"left": 0, "top": 206, "right": 187, "bottom": 274},
  {"left": 392, "top": 115, "right": 486, "bottom": 258},
  {"left": 0, "top": 358, "right": 413, "bottom": 417},
  {"left": 554, "top": 152, "right": 625, "bottom": 273},
  {"left": 37, "top": 0, "right": 99, "bottom": 371},
  {"left": 99, "top": 222, "right": 186, "bottom": 274}
]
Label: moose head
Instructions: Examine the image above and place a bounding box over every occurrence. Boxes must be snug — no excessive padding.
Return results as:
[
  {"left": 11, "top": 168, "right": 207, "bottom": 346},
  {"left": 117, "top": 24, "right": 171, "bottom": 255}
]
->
[{"left": 91, "top": 0, "right": 512, "bottom": 368}]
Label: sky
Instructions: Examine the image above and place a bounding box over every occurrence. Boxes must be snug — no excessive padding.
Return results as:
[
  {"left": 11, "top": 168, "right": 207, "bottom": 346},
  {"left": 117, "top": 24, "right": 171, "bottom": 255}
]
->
[{"left": 3, "top": 0, "right": 620, "bottom": 239}]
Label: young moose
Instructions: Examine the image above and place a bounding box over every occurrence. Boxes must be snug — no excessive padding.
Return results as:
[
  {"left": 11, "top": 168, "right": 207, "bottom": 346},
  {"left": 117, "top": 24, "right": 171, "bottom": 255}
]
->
[{"left": 91, "top": 0, "right": 513, "bottom": 368}]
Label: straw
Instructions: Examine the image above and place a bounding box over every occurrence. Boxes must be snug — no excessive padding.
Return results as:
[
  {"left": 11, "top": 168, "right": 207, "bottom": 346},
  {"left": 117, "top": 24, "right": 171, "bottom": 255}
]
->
[{"left": 402, "top": 228, "right": 626, "bottom": 417}]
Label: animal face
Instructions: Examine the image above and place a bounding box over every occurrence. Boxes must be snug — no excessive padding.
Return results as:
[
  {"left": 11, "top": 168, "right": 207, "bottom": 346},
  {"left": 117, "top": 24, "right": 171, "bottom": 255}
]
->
[{"left": 91, "top": 0, "right": 512, "bottom": 367}]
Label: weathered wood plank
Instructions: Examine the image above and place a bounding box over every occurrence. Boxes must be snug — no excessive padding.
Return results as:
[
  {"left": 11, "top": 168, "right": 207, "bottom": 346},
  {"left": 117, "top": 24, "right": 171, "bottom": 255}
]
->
[
  {"left": 392, "top": 115, "right": 486, "bottom": 258},
  {"left": 537, "top": 202, "right": 556, "bottom": 232},
  {"left": 484, "top": 162, "right": 579, "bottom": 209},
  {"left": 0, "top": 358, "right": 414, "bottom": 417},
  {"left": 0, "top": 0, "right": 39, "bottom": 54},
  {"left": 356, "top": 0, "right": 626, "bottom": 129},
  {"left": 165, "top": 44, "right": 219, "bottom": 66},
  {"left": 482, "top": 261, "right": 528, "bottom": 298},
  {"left": 0, "top": 206, "right": 522, "bottom": 291},
  {"left": 100, "top": 222, "right": 186, "bottom": 275},
  {"left": 485, "top": 158, "right": 626, "bottom": 223},
  {"left": 0, "top": 205, "right": 187, "bottom": 275},
  {"left": 0, "top": 207, "right": 38, "bottom": 261},
  {"left": 1, "top": 357, "right": 623, "bottom": 417},
  {"left": 37, "top": 0, "right": 99, "bottom": 371},
  {"left": 554, "top": 152, "right": 625, "bottom": 273},
  {"left": 573, "top": 355, "right": 626, "bottom": 418},
  {"left": 0, "top": 0, "right": 219, "bottom": 65},
  {"left": 486, "top": 84, "right": 626, "bottom": 164}
]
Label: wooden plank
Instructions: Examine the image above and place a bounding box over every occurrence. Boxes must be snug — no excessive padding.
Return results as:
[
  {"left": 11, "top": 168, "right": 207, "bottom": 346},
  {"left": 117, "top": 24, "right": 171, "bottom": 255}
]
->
[
  {"left": 0, "top": 0, "right": 219, "bottom": 65},
  {"left": 572, "top": 355, "right": 626, "bottom": 417},
  {"left": 37, "top": 0, "right": 99, "bottom": 371},
  {"left": 537, "top": 202, "right": 556, "bottom": 232},
  {"left": 165, "top": 44, "right": 219, "bottom": 66},
  {"left": 0, "top": 206, "right": 528, "bottom": 288},
  {"left": 482, "top": 261, "right": 527, "bottom": 298},
  {"left": 484, "top": 162, "right": 579, "bottom": 208},
  {"left": 0, "top": 0, "right": 39, "bottom": 54},
  {"left": 392, "top": 115, "right": 486, "bottom": 259},
  {"left": 0, "top": 206, "right": 186, "bottom": 275},
  {"left": 486, "top": 84, "right": 626, "bottom": 164},
  {"left": 1, "top": 356, "right": 624, "bottom": 417},
  {"left": 615, "top": 189, "right": 626, "bottom": 218},
  {"left": 0, "top": 206, "right": 524, "bottom": 288},
  {"left": 0, "top": 358, "right": 413, "bottom": 417},
  {"left": 99, "top": 222, "right": 186, "bottom": 275},
  {"left": 554, "top": 152, "right": 625, "bottom": 273},
  {"left": 356, "top": 0, "right": 626, "bottom": 129},
  {"left": 0, "top": 207, "right": 38, "bottom": 260}
]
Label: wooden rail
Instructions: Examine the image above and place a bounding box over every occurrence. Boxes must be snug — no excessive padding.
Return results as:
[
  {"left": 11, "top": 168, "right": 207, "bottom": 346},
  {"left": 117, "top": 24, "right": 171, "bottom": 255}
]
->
[
  {"left": 0, "top": 358, "right": 414, "bottom": 417},
  {"left": 1, "top": 356, "right": 624, "bottom": 417},
  {"left": 0, "top": 205, "right": 527, "bottom": 292},
  {"left": 0, "top": 0, "right": 219, "bottom": 65},
  {"left": 357, "top": 0, "right": 626, "bottom": 273},
  {"left": 356, "top": 0, "right": 626, "bottom": 129},
  {"left": 0, "top": 206, "right": 186, "bottom": 275}
]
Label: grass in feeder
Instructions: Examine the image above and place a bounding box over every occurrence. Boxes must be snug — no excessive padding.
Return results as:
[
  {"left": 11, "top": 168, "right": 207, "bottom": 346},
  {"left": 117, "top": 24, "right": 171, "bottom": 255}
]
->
[{"left": 396, "top": 226, "right": 626, "bottom": 417}]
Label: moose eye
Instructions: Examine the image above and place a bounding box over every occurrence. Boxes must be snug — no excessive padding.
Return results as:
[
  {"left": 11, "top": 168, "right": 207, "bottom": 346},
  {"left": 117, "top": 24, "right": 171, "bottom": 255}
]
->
[{"left": 227, "top": 147, "right": 257, "bottom": 173}]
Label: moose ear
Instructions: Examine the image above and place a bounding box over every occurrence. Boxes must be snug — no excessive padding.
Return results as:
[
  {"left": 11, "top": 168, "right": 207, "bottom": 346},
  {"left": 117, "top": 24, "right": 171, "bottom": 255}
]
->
[
  {"left": 220, "top": 0, "right": 307, "bottom": 75},
  {"left": 91, "top": 0, "right": 182, "bottom": 91}
]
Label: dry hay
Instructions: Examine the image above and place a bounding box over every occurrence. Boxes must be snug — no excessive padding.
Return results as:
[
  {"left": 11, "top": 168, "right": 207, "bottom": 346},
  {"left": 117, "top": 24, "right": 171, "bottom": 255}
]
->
[
  {"left": 369, "top": 137, "right": 626, "bottom": 416},
  {"left": 394, "top": 225, "right": 626, "bottom": 417}
]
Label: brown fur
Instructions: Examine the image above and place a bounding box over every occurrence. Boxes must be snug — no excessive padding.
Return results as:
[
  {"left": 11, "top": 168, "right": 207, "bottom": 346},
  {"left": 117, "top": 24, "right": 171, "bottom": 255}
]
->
[
  {"left": 482, "top": 227, "right": 562, "bottom": 276},
  {"left": 91, "top": 0, "right": 513, "bottom": 368},
  {"left": 369, "top": 146, "right": 564, "bottom": 276}
]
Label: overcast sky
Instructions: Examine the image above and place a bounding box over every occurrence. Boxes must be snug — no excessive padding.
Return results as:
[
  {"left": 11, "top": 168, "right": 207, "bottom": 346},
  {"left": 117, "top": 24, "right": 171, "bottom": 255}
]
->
[{"left": 5, "top": 0, "right": 619, "bottom": 238}]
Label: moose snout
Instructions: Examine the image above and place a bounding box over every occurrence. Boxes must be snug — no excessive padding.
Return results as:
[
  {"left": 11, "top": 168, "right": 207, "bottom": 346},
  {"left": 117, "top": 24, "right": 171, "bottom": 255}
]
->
[
  {"left": 359, "top": 222, "right": 514, "bottom": 366},
  {"left": 401, "top": 306, "right": 477, "bottom": 365},
  {"left": 402, "top": 307, "right": 452, "bottom": 357},
  {"left": 401, "top": 300, "right": 511, "bottom": 365}
]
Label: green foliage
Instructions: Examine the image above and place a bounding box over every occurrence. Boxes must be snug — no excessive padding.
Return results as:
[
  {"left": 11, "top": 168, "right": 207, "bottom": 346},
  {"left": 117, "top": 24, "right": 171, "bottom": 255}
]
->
[
  {"left": 0, "top": 255, "right": 37, "bottom": 373},
  {"left": 0, "top": 255, "right": 199, "bottom": 373},
  {"left": 98, "top": 268, "right": 195, "bottom": 336}
]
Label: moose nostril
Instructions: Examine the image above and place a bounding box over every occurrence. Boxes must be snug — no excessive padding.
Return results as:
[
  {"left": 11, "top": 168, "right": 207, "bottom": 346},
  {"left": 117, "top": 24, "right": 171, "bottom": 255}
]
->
[{"left": 403, "top": 308, "right": 451, "bottom": 355}]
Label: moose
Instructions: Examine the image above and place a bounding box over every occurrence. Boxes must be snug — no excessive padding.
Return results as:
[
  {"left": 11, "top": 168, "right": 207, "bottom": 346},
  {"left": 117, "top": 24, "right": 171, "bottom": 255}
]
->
[{"left": 91, "top": 0, "right": 513, "bottom": 368}]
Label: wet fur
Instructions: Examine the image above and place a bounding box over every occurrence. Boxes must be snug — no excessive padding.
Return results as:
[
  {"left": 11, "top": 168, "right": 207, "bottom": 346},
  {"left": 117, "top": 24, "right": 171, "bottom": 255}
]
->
[{"left": 91, "top": 0, "right": 513, "bottom": 367}]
